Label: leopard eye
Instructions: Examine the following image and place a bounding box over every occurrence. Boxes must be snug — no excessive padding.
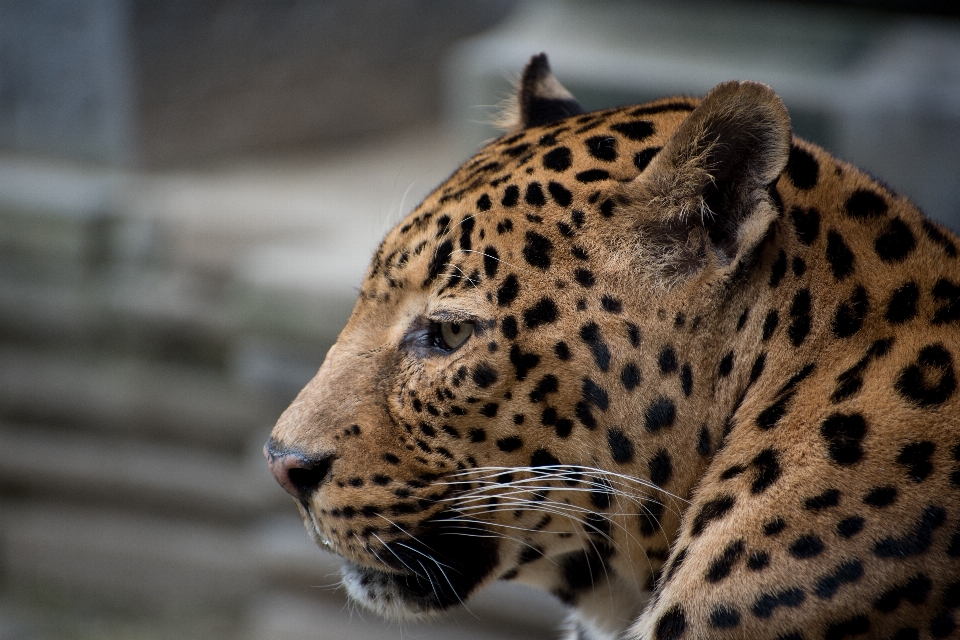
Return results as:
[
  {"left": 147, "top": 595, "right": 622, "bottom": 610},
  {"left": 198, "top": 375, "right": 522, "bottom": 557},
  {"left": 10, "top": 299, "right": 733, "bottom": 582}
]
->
[{"left": 438, "top": 321, "right": 474, "bottom": 351}]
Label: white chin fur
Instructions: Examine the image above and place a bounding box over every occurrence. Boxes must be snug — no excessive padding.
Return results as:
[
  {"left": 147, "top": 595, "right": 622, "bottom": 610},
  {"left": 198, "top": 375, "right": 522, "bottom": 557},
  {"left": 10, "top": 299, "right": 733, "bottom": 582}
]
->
[{"left": 340, "top": 561, "right": 444, "bottom": 622}]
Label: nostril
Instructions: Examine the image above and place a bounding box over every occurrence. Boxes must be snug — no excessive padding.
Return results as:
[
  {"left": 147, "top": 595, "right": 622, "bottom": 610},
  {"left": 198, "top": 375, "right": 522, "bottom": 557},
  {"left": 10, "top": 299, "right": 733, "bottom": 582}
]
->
[
  {"left": 264, "top": 439, "right": 334, "bottom": 500},
  {"left": 287, "top": 457, "right": 333, "bottom": 497}
]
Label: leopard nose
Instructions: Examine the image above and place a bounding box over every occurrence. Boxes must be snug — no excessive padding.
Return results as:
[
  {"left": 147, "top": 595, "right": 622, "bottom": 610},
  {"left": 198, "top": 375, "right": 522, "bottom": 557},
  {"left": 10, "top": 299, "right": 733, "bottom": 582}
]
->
[{"left": 264, "top": 439, "right": 334, "bottom": 500}]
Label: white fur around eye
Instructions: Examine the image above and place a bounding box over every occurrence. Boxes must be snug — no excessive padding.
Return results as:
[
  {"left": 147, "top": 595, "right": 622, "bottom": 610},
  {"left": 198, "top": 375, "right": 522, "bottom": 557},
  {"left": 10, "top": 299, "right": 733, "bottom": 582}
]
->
[{"left": 440, "top": 321, "right": 473, "bottom": 350}]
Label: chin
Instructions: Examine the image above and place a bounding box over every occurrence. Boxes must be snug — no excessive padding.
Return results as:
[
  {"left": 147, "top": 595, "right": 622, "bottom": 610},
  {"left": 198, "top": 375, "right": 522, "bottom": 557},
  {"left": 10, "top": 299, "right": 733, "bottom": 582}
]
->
[{"left": 334, "top": 514, "right": 503, "bottom": 620}]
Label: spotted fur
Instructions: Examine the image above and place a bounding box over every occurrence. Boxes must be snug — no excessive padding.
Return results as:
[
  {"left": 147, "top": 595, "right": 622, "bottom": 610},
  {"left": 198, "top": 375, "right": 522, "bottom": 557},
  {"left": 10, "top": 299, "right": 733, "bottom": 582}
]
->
[{"left": 266, "top": 54, "right": 960, "bottom": 640}]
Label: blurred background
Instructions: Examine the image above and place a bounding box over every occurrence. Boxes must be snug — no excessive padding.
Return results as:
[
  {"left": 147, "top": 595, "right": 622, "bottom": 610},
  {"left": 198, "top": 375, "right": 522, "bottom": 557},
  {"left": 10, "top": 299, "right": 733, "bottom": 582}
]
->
[{"left": 0, "top": 1, "right": 958, "bottom": 638}]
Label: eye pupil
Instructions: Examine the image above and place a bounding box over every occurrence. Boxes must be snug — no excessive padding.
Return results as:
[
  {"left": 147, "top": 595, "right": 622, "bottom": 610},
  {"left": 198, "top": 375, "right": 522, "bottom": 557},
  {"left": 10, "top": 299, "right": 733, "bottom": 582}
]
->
[{"left": 438, "top": 320, "right": 474, "bottom": 351}]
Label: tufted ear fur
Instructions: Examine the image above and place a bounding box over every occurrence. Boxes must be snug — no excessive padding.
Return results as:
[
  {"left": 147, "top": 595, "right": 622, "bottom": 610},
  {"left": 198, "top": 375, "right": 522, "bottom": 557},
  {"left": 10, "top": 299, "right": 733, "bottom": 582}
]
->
[
  {"left": 509, "top": 53, "right": 584, "bottom": 130},
  {"left": 630, "top": 81, "right": 791, "bottom": 287}
]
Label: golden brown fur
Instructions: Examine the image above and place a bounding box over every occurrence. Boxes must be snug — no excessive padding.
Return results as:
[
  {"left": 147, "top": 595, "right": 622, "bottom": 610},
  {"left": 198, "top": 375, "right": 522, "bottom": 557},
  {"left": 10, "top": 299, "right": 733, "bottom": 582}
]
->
[{"left": 267, "top": 55, "right": 960, "bottom": 640}]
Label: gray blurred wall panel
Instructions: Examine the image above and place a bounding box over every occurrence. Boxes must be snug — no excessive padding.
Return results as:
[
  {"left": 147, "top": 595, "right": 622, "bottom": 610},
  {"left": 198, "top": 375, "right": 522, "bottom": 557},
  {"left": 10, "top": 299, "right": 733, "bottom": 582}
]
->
[{"left": 0, "top": 0, "right": 518, "bottom": 166}]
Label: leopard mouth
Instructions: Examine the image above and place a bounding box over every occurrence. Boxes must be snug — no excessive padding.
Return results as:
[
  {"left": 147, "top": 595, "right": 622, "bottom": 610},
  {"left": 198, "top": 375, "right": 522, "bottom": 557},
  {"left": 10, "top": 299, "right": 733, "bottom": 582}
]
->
[{"left": 333, "top": 511, "right": 501, "bottom": 619}]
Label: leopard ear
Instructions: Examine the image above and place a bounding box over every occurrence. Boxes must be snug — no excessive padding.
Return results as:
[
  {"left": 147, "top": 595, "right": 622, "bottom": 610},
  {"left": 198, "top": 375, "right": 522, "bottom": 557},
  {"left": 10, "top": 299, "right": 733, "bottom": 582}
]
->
[
  {"left": 632, "top": 81, "right": 791, "bottom": 286},
  {"left": 514, "top": 53, "right": 584, "bottom": 129}
]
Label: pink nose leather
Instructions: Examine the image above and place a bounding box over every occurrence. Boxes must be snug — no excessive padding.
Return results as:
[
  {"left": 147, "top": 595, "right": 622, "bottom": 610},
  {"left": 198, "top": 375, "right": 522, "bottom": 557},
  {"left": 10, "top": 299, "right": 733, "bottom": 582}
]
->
[{"left": 264, "top": 441, "right": 333, "bottom": 499}]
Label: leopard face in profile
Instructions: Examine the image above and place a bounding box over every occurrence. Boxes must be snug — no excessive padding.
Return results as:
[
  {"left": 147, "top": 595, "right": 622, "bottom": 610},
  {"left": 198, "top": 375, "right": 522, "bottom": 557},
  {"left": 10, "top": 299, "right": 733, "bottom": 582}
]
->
[{"left": 266, "top": 53, "right": 960, "bottom": 640}]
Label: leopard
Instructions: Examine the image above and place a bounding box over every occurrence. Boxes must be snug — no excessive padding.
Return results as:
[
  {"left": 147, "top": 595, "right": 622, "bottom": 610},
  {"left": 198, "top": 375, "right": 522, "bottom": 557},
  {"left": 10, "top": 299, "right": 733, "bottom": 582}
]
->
[{"left": 265, "top": 53, "right": 960, "bottom": 640}]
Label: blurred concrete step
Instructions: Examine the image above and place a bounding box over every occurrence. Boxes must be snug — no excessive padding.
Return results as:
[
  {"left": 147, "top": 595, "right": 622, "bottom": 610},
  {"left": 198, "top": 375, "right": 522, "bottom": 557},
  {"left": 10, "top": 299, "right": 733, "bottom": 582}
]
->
[
  {"left": 0, "top": 423, "right": 286, "bottom": 519},
  {"left": 0, "top": 346, "right": 278, "bottom": 449},
  {"left": 244, "top": 588, "right": 561, "bottom": 640},
  {"left": 0, "top": 271, "right": 235, "bottom": 367},
  {"left": 1, "top": 502, "right": 262, "bottom": 611}
]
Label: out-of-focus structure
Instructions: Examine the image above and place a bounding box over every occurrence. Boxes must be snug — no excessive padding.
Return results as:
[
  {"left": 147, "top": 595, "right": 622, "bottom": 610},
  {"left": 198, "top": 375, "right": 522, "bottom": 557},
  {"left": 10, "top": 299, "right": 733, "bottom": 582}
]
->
[{"left": 0, "top": 1, "right": 958, "bottom": 638}]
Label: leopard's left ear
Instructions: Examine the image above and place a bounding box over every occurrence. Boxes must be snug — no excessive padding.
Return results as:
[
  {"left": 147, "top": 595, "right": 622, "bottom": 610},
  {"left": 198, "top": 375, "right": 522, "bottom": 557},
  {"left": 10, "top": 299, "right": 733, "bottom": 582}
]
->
[
  {"left": 511, "top": 53, "right": 584, "bottom": 130},
  {"left": 630, "top": 81, "right": 791, "bottom": 286}
]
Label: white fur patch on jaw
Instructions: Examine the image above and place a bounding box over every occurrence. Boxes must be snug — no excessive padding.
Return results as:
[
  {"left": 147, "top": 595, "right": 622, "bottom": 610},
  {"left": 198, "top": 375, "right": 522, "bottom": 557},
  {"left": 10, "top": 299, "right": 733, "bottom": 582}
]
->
[{"left": 340, "top": 561, "right": 442, "bottom": 622}]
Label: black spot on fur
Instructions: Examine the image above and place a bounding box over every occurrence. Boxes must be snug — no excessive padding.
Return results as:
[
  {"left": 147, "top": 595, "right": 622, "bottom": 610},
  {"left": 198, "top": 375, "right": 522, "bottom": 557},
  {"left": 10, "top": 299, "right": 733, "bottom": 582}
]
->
[
  {"left": 639, "top": 500, "right": 664, "bottom": 537},
  {"left": 762, "top": 310, "right": 779, "bottom": 340},
  {"left": 814, "top": 559, "right": 864, "bottom": 599},
  {"left": 873, "top": 504, "right": 946, "bottom": 558},
  {"left": 509, "top": 345, "right": 539, "bottom": 380},
  {"left": 832, "top": 285, "right": 869, "bottom": 338},
  {"left": 607, "top": 428, "right": 635, "bottom": 463},
  {"left": 757, "top": 363, "right": 815, "bottom": 430},
  {"left": 621, "top": 363, "right": 642, "bottom": 391},
  {"left": 886, "top": 281, "right": 919, "bottom": 324},
  {"left": 501, "top": 316, "right": 519, "bottom": 340},
  {"left": 648, "top": 449, "right": 672, "bottom": 486},
  {"left": 820, "top": 412, "right": 867, "bottom": 465},
  {"left": 749, "top": 352, "right": 766, "bottom": 385},
  {"left": 752, "top": 588, "right": 806, "bottom": 619},
  {"left": 831, "top": 339, "right": 894, "bottom": 403},
  {"left": 554, "top": 341, "right": 571, "bottom": 360},
  {"left": 599, "top": 198, "right": 616, "bottom": 217},
  {"left": 788, "top": 288, "right": 812, "bottom": 347},
  {"left": 424, "top": 239, "right": 454, "bottom": 287},
  {"left": 497, "top": 274, "right": 520, "bottom": 307},
  {"left": 824, "top": 615, "right": 870, "bottom": 640},
  {"left": 874, "top": 574, "right": 932, "bottom": 612},
  {"left": 601, "top": 295, "right": 622, "bottom": 313},
  {"left": 644, "top": 396, "right": 676, "bottom": 432},
  {"left": 763, "top": 517, "right": 786, "bottom": 536},
  {"left": 922, "top": 219, "right": 959, "bottom": 257},
  {"left": 895, "top": 343, "right": 956, "bottom": 407},
  {"left": 790, "top": 207, "right": 821, "bottom": 246},
  {"left": 543, "top": 147, "right": 572, "bottom": 172},
  {"left": 483, "top": 247, "right": 500, "bottom": 279},
  {"left": 750, "top": 448, "right": 782, "bottom": 494},
  {"left": 826, "top": 231, "right": 855, "bottom": 282},
  {"left": 933, "top": 278, "right": 960, "bottom": 325},
  {"left": 528, "top": 374, "right": 559, "bottom": 403},
  {"left": 472, "top": 363, "right": 498, "bottom": 388},
  {"left": 501, "top": 185, "right": 519, "bottom": 207},
  {"left": 745, "top": 550, "right": 770, "bottom": 571},
  {"left": 720, "top": 464, "right": 746, "bottom": 480},
  {"left": 864, "top": 486, "right": 897, "bottom": 507},
  {"left": 875, "top": 216, "right": 916, "bottom": 263},
  {"left": 531, "top": 448, "right": 559, "bottom": 468},
  {"left": 705, "top": 539, "right": 745, "bottom": 583},
  {"left": 611, "top": 120, "right": 655, "bottom": 141},
  {"left": 634, "top": 146, "right": 661, "bottom": 171},
  {"left": 806, "top": 489, "right": 841, "bottom": 511},
  {"left": 897, "top": 441, "right": 935, "bottom": 482},
  {"left": 697, "top": 426, "right": 712, "bottom": 457},
  {"left": 709, "top": 605, "right": 741, "bottom": 629},
  {"left": 626, "top": 322, "right": 641, "bottom": 348},
  {"left": 523, "top": 297, "right": 559, "bottom": 329},
  {"left": 789, "top": 534, "right": 825, "bottom": 559},
  {"left": 548, "top": 181, "right": 573, "bottom": 207},
  {"left": 576, "top": 169, "right": 610, "bottom": 183},
  {"left": 658, "top": 346, "right": 678, "bottom": 374},
  {"left": 787, "top": 146, "right": 819, "bottom": 190},
  {"left": 497, "top": 436, "right": 522, "bottom": 452},
  {"left": 736, "top": 308, "right": 749, "bottom": 331},
  {"left": 574, "top": 268, "right": 595, "bottom": 287},
  {"left": 846, "top": 189, "right": 888, "bottom": 219},
  {"left": 525, "top": 182, "right": 546, "bottom": 206},
  {"left": 837, "top": 516, "right": 865, "bottom": 538},
  {"left": 581, "top": 377, "right": 609, "bottom": 411},
  {"left": 654, "top": 605, "right": 686, "bottom": 640},
  {"left": 718, "top": 351, "right": 734, "bottom": 377},
  {"left": 585, "top": 135, "right": 617, "bottom": 161},
  {"left": 580, "top": 323, "right": 611, "bottom": 371},
  {"left": 792, "top": 256, "right": 806, "bottom": 276},
  {"left": 770, "top": 250, "right": 787, "bottom": 288},
  {"left": 680, "top": 364, "right": 693, "bottom": 396},
  {"left": 523, "top": 231, "right": 553, "bottom": 269},
  {"left": 691, "top": 494, "right": 736, "bottom": 537}
]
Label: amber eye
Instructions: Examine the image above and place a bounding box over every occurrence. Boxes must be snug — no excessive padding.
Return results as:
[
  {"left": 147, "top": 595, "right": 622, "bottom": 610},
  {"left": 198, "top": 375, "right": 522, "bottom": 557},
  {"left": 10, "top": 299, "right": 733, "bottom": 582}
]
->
[{"left": 438, "top": 321, "right": 474, "bottom": 351}]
